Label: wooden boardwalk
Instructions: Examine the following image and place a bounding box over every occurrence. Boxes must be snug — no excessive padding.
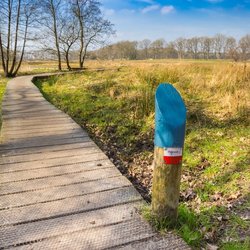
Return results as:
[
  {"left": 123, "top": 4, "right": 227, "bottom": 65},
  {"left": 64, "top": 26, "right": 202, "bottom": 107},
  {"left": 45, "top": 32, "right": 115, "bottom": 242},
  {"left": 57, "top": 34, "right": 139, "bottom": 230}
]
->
[{"left": 0, "top": 75, "right": 189, "bottom": 249}]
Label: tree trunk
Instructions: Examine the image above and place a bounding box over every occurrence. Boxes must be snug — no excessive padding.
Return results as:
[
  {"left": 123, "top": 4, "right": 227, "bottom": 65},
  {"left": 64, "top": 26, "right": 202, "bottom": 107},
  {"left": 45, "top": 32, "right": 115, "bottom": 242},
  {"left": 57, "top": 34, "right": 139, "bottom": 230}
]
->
[
  {"left": 79, "top": 28, "right": 84, "bottom": 68},
  {"left": 51, "top": 0, "right": 62, "bottom": 71},
  {"left": 6, "top": 0, "right": 13, "bottom": 75},
  {"left": 0, "top": 32, "right": 6, "bottom": 72},
  {"left": 65, "top": 48, "right": 71, "bottom": 70},
  {"left": 12, "top": 17, "right": 29, "bottom": 77},
  {"left": 75, "top": 0, "right": 84, "bottom": 69},
  {"left": 9, "top": 0, "right": 21, "bottom": 75}
]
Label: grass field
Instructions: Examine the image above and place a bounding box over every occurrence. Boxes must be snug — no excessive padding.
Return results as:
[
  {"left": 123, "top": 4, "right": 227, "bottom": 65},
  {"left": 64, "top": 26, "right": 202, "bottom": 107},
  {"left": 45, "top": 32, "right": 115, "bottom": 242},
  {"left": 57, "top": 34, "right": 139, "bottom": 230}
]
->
[
  {"left": 34, "top": 59, "right": 249, "bottom": 249},
  {"left": 0, "top": 59, "right": 249, "bottom": 248},
  {"left": 0, "top": 77, "right": 8, "bottom": 129}
]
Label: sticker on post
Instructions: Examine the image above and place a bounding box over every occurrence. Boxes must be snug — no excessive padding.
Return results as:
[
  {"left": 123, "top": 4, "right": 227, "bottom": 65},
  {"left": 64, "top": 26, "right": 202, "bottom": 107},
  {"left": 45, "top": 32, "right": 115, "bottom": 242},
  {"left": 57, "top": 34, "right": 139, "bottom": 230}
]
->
[{"left": 164, "top": 148, "right": 183, "bottom": 165}]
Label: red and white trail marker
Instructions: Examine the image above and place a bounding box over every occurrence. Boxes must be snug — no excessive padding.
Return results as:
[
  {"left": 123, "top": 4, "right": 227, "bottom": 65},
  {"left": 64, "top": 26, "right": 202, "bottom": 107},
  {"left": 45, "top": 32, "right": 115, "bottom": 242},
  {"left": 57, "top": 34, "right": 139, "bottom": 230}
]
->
[{"left": 164, "top": 148, "right": 183, "bottom": 165}]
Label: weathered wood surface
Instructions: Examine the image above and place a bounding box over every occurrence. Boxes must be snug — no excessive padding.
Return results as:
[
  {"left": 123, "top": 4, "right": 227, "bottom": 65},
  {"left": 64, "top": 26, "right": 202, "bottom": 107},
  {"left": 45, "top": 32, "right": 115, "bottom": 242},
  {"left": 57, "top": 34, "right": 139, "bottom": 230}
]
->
[
  {"left": 0, "top": 75, "right": 189, "bottom": 249},
  {"left": 152, "top": 147, "right": 182, "bottom": 220}
]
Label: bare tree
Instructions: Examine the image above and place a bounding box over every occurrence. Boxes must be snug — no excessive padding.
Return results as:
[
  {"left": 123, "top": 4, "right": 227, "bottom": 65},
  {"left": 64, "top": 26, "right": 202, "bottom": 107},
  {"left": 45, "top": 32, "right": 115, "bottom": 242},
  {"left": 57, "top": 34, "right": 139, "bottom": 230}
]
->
[
  {"left": 204, "top": 37, "right": 213, "bottom": 59},
  {"left": 224, "top": 37, "right": 239, "bottom": 61},
  {"left": 200, "top": 37, "right": 210, "bottom": 59},
  {"left": 174, "top": 38, "right": 186, "bottom": 59},
  {"left": 59, "top": 13, "right": 79, "bottom": 70},
  {"left": 90, "top": 34, "right": 250, "bottom": 62},
  {"left": 213, "top": 34, "right": 227, "bottom": 59},
  {"left": 0, "top": 0, "right": 38, "bottom": 77},
  {"left": 239, "top": 34, "right": 250, "bottom": 61},
  {"left": 71, "top": 0, "right": 114, "bottom": 68},
  {"left": 165, "top": 42, "right": 178, "bottom": 58},
  {"left": 94, "top": 43, "right": 116, "bottom": 60},
  {"left": 138, "top": 39, "right": 151, "bottom": 59},
  {"left": 119, "top": 41, "right": 138, "bottom": 59},
  {"left": 39, "top": 0, "right": 63, "bottom": 70},
  {"left": 190, "top": 37, "right": 200, "bottom": 59},
  {"left": 150, "top": 39, "right": 166, "bottom": 59},
  {"left": 186, "top": 38, "right": 193, "bottom": 59}
]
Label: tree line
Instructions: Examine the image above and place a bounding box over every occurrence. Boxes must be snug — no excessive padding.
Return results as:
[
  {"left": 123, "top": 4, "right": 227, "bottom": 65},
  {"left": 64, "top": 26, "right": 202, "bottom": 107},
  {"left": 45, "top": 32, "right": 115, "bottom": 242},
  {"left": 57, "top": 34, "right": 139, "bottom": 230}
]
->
[
  {"left": 1, "top": 1, "right": 249, "bottom": 78},
  {"left": 0, "top": 0, "right": 114, "bottom": 77},
  {"left": 93, "top": 34, "right": 250, "bottom": 61}
]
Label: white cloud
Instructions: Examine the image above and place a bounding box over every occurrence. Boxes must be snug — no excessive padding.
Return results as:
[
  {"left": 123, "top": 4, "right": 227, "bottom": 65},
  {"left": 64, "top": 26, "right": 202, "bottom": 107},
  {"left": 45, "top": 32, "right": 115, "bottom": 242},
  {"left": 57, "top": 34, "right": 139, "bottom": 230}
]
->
[
  {"left": 103, "top": 8, "right": 115, "bottom": 16},
  {"left": 141, "top": 5, "right": 160, "bottom": 14},
  {"left": 161, "top": 5, "right": 175, "bottom": 14},
  {"left": 120, "top": 9, "right": 136, "bottom": 14}
]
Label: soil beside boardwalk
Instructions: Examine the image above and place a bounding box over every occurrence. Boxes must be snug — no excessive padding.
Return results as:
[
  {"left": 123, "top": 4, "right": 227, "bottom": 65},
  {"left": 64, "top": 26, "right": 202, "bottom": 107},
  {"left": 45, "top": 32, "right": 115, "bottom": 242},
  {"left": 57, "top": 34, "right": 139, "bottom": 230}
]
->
[{"left": 0, "top": 74, "right": 189, "bottom": 249}]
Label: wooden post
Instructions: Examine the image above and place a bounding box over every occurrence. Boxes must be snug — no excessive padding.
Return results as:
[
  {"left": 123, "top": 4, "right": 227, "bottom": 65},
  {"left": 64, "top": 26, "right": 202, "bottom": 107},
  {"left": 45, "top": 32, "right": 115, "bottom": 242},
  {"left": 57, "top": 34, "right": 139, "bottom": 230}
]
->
[
  {"left": 152, "top": 147, "right": 182, "bottom": 220},
  {"left": 152, "top": 83, "right": 186, "bottom": 221}
]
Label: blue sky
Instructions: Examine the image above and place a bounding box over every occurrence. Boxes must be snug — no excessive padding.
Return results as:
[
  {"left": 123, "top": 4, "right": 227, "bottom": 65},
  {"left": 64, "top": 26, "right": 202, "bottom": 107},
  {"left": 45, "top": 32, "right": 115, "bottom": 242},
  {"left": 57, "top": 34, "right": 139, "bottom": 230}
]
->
[{"left": 100, "top": 0, "right": 250, "bottom": 42}]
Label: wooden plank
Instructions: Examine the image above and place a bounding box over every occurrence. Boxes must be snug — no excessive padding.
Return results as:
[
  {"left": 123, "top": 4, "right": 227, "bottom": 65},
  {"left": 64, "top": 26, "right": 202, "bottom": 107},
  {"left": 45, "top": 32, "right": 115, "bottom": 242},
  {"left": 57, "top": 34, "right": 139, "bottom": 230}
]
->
[
  {"left": 0, "top": 159, "right": 113, "bottom": 195},
  {"left": 0, "top": 145, "right": 100, "bottom": 165},
  {"left": 0, "top": 202, "right": 142, "bottom": 249},
  {"left": 0, "top": 186, "right": 142, "bottom": 226},
  {"left": 0, "top": 176, "right": 131, "bottom": 209},
  {"left": 0, "top": 154, "right": 108, "bottom": 173},
  {"left": 0, "top": 75, "right": 189, "bottom": 249}
]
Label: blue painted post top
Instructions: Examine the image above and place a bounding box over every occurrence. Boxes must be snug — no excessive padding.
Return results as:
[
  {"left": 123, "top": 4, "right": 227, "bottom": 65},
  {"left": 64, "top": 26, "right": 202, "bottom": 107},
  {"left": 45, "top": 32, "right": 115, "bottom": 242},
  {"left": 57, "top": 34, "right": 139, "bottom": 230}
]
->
[{"left": 154, "top": 83, "right": 186, "bottom": 148}]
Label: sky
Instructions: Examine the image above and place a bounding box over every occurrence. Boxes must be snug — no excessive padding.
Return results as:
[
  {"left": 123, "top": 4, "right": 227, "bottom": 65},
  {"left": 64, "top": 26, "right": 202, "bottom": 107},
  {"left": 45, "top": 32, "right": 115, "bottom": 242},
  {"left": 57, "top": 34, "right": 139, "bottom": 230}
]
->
[{"left": 99, "top": 0, "right": 250, "bottom": 43}]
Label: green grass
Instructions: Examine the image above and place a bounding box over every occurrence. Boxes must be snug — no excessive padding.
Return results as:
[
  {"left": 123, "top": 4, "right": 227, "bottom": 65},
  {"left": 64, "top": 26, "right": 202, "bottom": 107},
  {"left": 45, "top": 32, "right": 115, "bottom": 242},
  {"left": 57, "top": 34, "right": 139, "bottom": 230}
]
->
[
  {"left": 34, "top": 60, "right": 250, "bottom": 247},
  {"left": 0, "top": 77, "right": 8, "bottom": 128},
  {"left": 220, "top": 239, "right": 250, "bottom": 250},
  {"left": 141, "top": 204, "right": 203, "bottom": 247},
  {"left": 142, "top": 204, "right": 250, "bottom": 249}
]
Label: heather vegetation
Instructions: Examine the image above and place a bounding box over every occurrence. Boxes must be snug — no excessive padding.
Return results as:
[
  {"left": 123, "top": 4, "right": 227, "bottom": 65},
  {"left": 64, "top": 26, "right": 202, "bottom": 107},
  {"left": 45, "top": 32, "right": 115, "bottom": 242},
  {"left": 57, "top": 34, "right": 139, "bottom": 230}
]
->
[{"left": 35, "top": 59, "right": 250, "bottom": 248}]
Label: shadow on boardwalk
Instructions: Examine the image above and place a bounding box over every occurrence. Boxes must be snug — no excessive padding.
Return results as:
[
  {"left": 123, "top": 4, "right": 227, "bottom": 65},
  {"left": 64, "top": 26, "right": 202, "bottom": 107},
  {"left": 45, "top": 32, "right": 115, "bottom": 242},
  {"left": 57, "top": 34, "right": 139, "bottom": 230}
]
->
[{"left": 0, "top": 75, "right": 189, "bottom": 249}]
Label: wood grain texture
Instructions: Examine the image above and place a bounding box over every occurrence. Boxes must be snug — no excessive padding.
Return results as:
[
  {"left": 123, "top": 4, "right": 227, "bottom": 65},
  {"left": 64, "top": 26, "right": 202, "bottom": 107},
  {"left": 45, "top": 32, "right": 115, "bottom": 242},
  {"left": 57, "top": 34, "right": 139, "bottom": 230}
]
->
[
  {"left": 0, "top": 74, "right": 189, "bottom": 249},
  {"left": 152, "top": 146, "right": 182, "bottom": 220}
]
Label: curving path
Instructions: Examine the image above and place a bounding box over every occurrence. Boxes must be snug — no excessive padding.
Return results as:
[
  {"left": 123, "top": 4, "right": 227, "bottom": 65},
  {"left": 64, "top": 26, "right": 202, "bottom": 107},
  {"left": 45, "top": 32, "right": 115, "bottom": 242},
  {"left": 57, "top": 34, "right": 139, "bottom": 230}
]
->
[{"left": 0, "top": 75, "right": 189, "bottom": 249}]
